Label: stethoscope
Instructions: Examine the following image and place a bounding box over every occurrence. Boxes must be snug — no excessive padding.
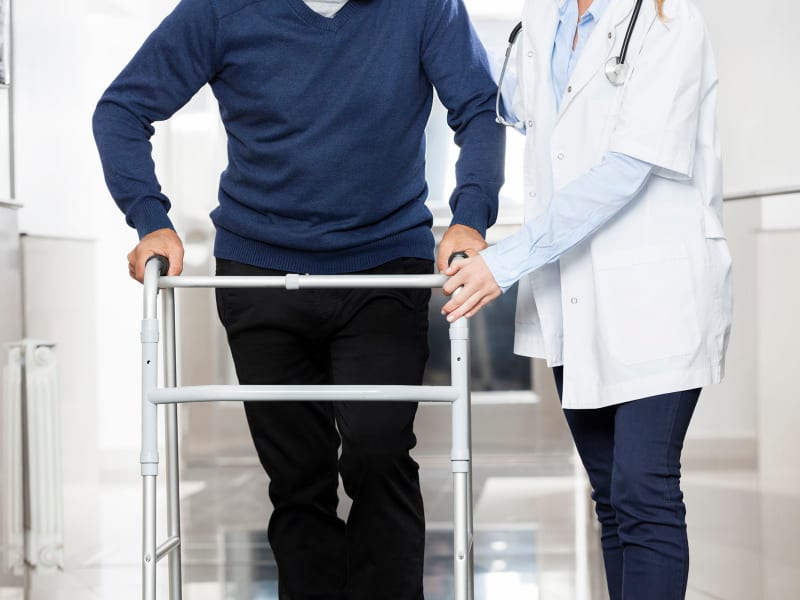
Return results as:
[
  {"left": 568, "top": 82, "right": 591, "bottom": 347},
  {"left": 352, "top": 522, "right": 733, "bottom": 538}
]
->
[{"left": 496, "top": 0, "right": 644, "bottom": 128}]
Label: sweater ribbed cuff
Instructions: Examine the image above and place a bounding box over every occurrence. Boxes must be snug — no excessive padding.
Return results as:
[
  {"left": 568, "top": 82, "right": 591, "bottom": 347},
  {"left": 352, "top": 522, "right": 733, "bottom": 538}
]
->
[
  {"left": 449, "top": 195, "right": 492, "bottom": 238},
  {"left": 128, "top": 200, "right": 175, "bottom": 240}
]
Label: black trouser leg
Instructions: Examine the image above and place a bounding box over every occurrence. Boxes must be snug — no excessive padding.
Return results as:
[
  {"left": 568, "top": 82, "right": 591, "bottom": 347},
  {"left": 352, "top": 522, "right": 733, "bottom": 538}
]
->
[{"left": 328, "top": 281, "right": 430, "bottom": 600}]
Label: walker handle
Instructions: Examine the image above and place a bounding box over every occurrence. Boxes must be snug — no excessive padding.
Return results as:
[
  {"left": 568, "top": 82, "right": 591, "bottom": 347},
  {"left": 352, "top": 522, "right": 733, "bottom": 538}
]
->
[
  {"left": 147, "top": 254, "right": 170, "bottom": 276},
  {"left": 447, "top": 251, "right": 469, "bottom": 267}
]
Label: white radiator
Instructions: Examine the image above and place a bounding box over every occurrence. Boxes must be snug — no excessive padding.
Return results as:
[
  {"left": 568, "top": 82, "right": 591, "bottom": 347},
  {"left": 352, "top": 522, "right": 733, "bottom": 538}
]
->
[
  {"left": 3, "top": 345, "right": 24, "bottom": 574},
  {"left": 3, "top": 340, "right": 64, "bottom": 571}
]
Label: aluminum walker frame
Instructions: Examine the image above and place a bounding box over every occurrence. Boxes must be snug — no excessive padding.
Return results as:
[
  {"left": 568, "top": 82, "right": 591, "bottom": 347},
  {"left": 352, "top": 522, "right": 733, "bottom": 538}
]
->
[{"left": 139, "top": 256, "right": 475, "bottom": 600}]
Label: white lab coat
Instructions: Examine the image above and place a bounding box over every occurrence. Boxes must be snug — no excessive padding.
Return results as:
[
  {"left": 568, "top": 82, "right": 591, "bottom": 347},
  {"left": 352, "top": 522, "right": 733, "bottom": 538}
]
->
[{"left": 512, "top": 0, "right": 733, "bottom": 409}]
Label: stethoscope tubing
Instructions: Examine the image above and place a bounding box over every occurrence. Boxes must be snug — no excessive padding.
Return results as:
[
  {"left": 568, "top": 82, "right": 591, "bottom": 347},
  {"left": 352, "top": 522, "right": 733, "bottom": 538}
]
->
[
  {"left": 496, "top": 23, "right": 525, "bottom": 129},
  {"left": 616, "top": 0, "right": 644, "bottom": 68}
]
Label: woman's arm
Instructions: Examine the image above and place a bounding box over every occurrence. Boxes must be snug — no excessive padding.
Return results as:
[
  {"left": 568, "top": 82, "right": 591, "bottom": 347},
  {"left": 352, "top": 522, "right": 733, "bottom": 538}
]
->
[{"left": 441, "top": 152, "right": 653, "bottom": 320}]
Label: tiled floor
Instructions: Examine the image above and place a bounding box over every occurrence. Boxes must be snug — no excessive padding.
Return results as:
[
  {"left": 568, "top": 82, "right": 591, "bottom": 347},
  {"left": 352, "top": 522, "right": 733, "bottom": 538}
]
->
[{"left": 4, "top": 448, "right": 800, "bottom": 599}]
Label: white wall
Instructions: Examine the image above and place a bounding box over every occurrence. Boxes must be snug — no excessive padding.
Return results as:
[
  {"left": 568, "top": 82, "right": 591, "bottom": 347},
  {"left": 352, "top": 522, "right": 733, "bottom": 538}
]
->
[
  {"left": 692, "top": 0, "right": 800, "bottom": 454},
  {"left": 21, "top": 236, "right": 99, "bottom": 484},
  {"left": 757, "top": 228, "right": 800, "bottom": 487},
  {"left": 86, "top": 3, "right": 180, "bottom": 457},
  {"left": 698, "top": 0, "right": 800, "bottom": 195},
  {"left": 0, "top": 87, "right": 10, "bottom": 201},
  {"left": 689, "top": 199, "right": 759, "bottom": 443},
  {"left": 13, "top": 0, "right": 181, "bottom": 462}
]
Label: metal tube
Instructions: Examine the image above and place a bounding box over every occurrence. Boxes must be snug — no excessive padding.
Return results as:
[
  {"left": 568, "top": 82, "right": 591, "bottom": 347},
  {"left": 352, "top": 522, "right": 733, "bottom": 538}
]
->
[
  {"left": 466, "top": 467, "right": 475, "bottom": 600},
  {"left": 453, "top": 472, "right": 470, "bottom": 600},
  {"left": 156, "top": 536, "right": 182, "bottom": 562},
  {"left": 461, "top": 322, "right": 476, "bottom": 600},
  {"left": 449, "top": 318, "right": 471, "bottom": 462},
  {"left": 449, "top": 316, "right": 473, "bottom": 599},
  {"left": 142, "top": 258, "right": 162, "bottom": 600},
  {"left": 143, "top": 475, "right": 157, "bottom": 600},
  {"left": 141, "top": 259, "right": 161, "bottom": 474},
  {"left": 158, "top": 273, "right": 448, "bottom": 290},
  {"left": 143, "top": 259, "right": 163, "bottom": 319},
  {"left": 149, "top": 384, "right": 459, "bottom": 405},
  {"left": 140, "top": 330, "right": 159, "bottom": 471},
  {"left": 163, "top": 289, "right": 183, "bottom": 600},
  {"left": 137, "top": 260, "right": 476, "bottom": 599}
]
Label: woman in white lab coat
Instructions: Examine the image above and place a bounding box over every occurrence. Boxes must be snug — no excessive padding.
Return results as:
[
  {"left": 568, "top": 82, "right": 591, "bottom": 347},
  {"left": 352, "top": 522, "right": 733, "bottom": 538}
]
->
[{"left": 441, "top": 0, "right": 732, "bottom": 597}]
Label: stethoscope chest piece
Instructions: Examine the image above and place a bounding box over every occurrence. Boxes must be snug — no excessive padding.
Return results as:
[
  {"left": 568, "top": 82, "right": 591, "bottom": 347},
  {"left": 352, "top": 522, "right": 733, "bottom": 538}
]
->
[{"left": 604, "top": 56, "right": 630, "bottom": 86}]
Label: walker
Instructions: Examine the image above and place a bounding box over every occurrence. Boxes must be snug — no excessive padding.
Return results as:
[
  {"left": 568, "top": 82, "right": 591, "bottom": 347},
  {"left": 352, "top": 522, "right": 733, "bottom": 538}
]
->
[{"left": 139, "top": 255, "right": 475, "bottom": 600}]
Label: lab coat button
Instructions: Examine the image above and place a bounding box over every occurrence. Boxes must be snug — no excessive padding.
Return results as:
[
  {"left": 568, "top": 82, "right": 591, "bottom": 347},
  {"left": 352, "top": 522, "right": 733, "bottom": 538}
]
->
[
  {"left": 608, "top": 32, "right": 612, "bottom": 39},
  {"left": 527, "top": 120, "right": 534, "bottom": 128},
  {"left": 557, "top": 153, "right": 565, "bottom": 160},
  {"left": 527, "top": 51, "right": 534, "bottom": 57},
  {"left": 529, "top": 191, "right": 536, "bottom": 198},
  {"left": 567, "top": 85, "right": 572, "bottom": 93},
  {"left": 570, "top": 297, "right": 578, "bottom": 304}
]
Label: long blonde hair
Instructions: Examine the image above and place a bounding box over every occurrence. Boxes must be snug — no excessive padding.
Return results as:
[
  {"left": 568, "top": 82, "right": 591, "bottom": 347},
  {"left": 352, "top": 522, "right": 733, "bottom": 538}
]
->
[{"left": 656, "top": 0, "right": 665, "bottom": 19}]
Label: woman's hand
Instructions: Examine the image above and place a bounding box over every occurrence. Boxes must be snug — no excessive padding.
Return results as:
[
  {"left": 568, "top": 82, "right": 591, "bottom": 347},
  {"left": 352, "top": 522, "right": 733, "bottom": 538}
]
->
[{"left": 441, "top": 255, "right": 502, "bottom": 322}]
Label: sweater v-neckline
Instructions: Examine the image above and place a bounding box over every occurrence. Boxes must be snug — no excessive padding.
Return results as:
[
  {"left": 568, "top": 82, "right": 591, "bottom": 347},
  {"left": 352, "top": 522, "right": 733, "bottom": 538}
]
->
[{"left": 284, "top": 0, "right": 359, "bottom": 32}]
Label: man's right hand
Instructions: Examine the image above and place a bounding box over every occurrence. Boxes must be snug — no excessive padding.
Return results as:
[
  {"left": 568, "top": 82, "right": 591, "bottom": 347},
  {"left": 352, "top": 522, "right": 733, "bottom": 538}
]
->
[{"left": 127, "top": 228, "right": 185, "bottom": 283}]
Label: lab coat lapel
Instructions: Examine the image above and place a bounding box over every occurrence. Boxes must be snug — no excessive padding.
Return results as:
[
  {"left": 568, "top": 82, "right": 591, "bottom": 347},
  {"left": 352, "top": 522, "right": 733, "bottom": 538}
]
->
[
  {"left": 525, "top": 0, "right": 562, "bottom": 57},
  {"left": 556, "top": 0, "right": 637, "bottom": 119},
  {"left": 524, "top": 0, "right": 562, "bottom": 123}
]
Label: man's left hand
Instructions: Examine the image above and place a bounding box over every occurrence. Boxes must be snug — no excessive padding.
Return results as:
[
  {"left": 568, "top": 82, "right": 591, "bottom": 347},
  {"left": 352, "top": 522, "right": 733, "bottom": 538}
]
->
[{"left": 436, "top": 224, "right": 488, "bottom": 272}]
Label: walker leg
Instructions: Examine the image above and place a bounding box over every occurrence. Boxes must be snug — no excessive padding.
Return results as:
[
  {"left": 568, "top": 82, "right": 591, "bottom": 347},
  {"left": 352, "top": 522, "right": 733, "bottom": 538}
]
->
[
  {"left": 141, "top": 269, "right": 161, "bottom": 600},
  {"left": 165, "top": 405, "right": 182, "bottom": 600},
  {"left": 453, "top": 469, "right": 471, "bottom": 600},
  {"left": 163, "top": 289, "right": 183, "bottom": 600},
  {"left": 449, "top": 316, "right": 473, "bottom": 600},
  {"left": 467, "top": 465, "right": 475, "bottom": 600},
  {"left": 143, "top": 474, "right": 158, "bottom": 600}
]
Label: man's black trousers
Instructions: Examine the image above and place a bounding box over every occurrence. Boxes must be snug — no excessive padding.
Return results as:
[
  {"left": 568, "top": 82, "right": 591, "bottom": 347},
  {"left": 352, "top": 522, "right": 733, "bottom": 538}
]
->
[{"left": 215, "top": 257, "right": 432, "bottom": 600}]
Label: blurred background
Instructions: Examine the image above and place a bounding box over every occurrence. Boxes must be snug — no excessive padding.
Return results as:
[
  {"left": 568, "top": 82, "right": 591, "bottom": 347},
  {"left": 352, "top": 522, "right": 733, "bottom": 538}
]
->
[{"left": 0, "top": 0, "right": 798, "bottom": 598}]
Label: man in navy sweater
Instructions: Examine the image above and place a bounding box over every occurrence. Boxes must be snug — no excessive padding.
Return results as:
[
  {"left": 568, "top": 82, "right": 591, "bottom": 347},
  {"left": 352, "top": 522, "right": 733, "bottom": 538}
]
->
[{"left": 93, "top": 0, "right": 504, "bottom": 598}]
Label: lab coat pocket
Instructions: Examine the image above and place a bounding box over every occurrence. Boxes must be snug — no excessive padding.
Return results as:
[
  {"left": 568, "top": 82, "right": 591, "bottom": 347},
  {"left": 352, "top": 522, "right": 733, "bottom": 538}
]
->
[{"left": 593, "top": 244, "right": 702, "bottom": 366}]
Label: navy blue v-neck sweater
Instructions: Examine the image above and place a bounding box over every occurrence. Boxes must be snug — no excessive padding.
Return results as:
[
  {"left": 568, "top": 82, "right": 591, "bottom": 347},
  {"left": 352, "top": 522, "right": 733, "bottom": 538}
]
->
[{"left": 93, "top": 0, "right": 505, "bottom": 274}]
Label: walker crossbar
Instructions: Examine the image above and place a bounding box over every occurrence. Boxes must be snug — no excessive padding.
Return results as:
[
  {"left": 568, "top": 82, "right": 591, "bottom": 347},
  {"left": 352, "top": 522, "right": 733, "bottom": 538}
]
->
[
  {"left": 155, "top": 536, "right": 180, "bottom": 562},
  {"left": 149, "top": 385, "right": 459, "bottom": 404},
  {"left": 140, "top": 256, "right": 474, "bottom": 600},
  {"left": 158, "top": 273, "right": 449, "bottom": 289}
]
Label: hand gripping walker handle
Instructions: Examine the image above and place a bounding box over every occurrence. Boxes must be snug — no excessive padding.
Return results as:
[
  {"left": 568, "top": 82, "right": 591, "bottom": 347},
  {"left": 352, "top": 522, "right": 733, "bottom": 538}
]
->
[
  {"left": 448, "top": 251, "right": 469, "bottom": 267},
  {"left": 147, "top": 254, "right": 170, "bottom": 276}
]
